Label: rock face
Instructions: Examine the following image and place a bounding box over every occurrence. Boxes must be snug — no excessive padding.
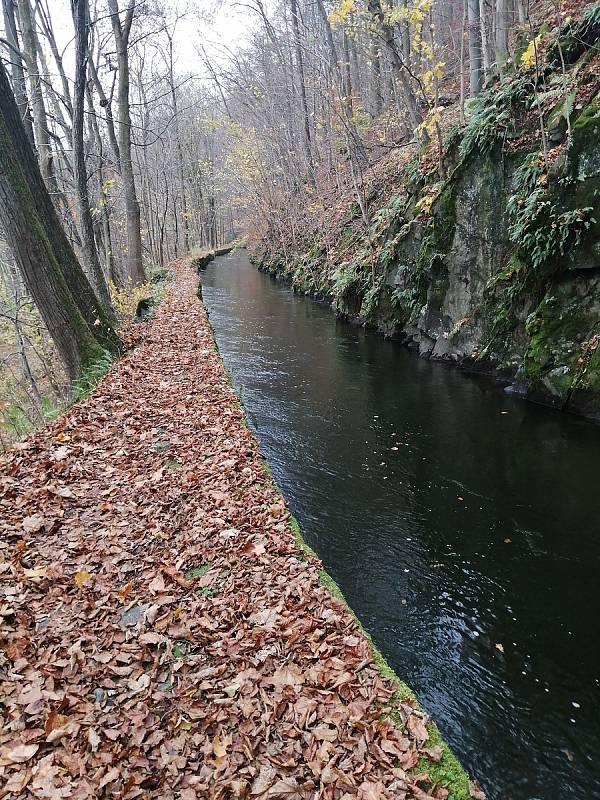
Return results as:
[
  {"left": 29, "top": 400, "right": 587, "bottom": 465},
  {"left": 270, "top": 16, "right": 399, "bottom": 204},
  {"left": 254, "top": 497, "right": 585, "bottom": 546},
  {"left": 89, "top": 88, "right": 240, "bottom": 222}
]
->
[
  {"left": 255, "top": 52, "right": 600, "bottom": 420},
  {"left": 384, "top": 101, "right": 600, "bottom": 420}
]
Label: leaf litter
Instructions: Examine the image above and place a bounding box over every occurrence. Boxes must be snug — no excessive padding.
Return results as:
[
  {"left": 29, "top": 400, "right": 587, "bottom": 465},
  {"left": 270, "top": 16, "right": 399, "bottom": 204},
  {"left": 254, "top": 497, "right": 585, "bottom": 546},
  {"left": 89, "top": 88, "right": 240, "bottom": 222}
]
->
[{"left": 0, "top": 259, "right": 479, "bottom": 799}]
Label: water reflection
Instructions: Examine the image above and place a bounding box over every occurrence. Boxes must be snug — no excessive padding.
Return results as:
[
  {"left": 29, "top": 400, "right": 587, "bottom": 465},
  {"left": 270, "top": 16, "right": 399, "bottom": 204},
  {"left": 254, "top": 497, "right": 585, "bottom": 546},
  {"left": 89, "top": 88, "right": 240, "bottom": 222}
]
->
[{"left": 201, "top": 252, "right": 600, "bottom": 800}]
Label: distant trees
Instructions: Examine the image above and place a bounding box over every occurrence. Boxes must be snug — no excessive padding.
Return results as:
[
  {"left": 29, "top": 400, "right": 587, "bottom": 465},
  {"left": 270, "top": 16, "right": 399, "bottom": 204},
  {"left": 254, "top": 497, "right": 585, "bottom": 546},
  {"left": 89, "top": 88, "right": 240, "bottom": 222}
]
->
[
  {"left": 0, "top": 0, "right": 528, "bottom": 426},
  {"left": 0, "top": 0, "right": 237, "bottom": 424}
]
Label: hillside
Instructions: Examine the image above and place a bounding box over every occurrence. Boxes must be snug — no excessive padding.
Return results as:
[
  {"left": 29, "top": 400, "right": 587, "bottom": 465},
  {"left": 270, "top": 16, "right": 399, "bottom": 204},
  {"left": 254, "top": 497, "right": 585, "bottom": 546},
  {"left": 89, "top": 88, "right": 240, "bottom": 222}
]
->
[{"left": 253, "top": 2, "right": 600, "bottom": 420}]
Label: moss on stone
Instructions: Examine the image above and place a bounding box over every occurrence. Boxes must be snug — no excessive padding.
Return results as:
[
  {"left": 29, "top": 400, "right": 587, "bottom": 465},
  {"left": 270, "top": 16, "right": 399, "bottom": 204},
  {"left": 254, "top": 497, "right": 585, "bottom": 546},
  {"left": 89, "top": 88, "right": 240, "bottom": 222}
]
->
[{"left": 432, "top": 185, "right": 457, "bottom": 252}]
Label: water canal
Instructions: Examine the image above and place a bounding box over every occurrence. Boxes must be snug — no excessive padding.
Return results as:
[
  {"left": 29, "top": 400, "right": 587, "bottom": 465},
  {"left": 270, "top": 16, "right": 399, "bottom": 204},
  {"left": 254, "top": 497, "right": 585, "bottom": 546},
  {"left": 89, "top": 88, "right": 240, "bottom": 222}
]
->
[{"left": 200, "top": 250, "right": 600, "bottom": 800}]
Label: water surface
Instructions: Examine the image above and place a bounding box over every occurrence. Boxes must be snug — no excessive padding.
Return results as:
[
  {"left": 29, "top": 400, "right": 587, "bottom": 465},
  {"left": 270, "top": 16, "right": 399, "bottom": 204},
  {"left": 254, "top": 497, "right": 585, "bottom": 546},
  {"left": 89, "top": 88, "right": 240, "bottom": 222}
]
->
[{"left": 201, "top": 251, "right": 600, "bottom": 800}]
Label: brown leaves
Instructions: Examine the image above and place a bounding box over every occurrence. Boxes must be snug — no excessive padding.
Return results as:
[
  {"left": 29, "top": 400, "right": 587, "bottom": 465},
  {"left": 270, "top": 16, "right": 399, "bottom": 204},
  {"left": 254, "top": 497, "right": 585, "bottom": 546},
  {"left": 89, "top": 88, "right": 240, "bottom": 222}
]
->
[
  {"left": 0, "top": 259, "right": 471, "bottom": 800},
  {"left": 251, "top": 762, "right": 277, "bottom": 794},
  {"left": 469, "top": 782, "right": 487, "bottom": 799},
  {"left": 212, "top": 733, "right": 231, "bottom": 759},
  {"left": 268, "top": 777, "right": 303, "bottom": 798},
  {"left": 162, "top": 564, "right": 194, "bottom": 588},
  {"left": 148, "top": 571, "right": 166, "bottom": 593},
  {"left": 267, "top": 663, "right": 305, "bottom": 690}
]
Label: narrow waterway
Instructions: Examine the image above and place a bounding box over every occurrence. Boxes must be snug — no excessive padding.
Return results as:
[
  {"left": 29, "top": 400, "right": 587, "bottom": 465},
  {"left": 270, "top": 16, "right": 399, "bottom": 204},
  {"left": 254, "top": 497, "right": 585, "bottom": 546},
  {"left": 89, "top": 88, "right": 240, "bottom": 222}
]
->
[{"left": 200, "top": 251, "right": 600, "bottom": 800}]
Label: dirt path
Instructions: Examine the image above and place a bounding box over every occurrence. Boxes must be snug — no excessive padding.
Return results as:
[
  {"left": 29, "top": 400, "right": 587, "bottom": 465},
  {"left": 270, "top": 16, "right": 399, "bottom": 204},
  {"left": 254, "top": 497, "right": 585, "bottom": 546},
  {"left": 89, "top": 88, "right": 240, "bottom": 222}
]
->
[{"left": 0, "top": 260, "right": 474, "bottom": 799}]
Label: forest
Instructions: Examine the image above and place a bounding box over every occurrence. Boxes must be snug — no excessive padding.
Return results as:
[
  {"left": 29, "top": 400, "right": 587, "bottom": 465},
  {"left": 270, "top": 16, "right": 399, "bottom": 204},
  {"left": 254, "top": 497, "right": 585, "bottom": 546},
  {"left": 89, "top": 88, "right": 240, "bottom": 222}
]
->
[
  {"left": 1, "top": 0, "right": 599, "bottom": 437},
  {"left": 1, "top": 1, "right": 600, "bottom": 799}
]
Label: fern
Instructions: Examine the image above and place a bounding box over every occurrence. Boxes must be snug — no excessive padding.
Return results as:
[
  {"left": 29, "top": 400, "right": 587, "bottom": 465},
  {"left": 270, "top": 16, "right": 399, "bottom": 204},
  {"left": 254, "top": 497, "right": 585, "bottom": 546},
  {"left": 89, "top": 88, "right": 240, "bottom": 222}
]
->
[
  {"left": 508, "top": 152, "right": 596, "bottom": 269},
  {"left": 580, "top": 0, "right": 600, "bottom": 40},
  {"left": 530, "top": 87, "right": 563, "bottom": 108},
  {"left": 459, "top": 76, "right": 530, "bottom": 159}
]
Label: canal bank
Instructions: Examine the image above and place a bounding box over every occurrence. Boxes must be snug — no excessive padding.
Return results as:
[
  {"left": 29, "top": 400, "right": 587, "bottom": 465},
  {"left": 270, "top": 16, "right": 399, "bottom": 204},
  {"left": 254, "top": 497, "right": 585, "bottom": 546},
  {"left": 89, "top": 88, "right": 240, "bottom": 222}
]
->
[{"left": 200, "top": 250, "right": 600, "bottom": 800}]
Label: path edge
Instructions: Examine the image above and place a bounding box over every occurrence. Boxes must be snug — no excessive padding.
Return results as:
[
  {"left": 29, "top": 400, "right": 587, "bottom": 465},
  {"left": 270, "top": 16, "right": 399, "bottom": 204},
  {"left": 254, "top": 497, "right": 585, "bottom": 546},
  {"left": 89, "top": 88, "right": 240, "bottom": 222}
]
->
[{"left": 196, "top": 265, "right": 476, "bottom": 800}]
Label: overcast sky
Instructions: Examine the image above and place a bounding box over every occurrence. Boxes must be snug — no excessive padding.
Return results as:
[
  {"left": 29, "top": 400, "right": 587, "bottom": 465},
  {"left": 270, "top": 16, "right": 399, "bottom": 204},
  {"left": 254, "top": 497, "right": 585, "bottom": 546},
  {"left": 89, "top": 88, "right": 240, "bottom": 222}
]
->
[{"left": 28, "top": 0, "right": 254, "bottom": 79}]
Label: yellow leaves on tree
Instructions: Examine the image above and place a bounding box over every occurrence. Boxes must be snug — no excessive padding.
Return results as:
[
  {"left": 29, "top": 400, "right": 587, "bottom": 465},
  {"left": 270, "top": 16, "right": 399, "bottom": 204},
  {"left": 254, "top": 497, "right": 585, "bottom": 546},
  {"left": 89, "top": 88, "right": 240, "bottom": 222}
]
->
[
  {"left": 328, "top": 0, "right": 356, "bottom": 27},
  {"left": 521, "top": 35, "right": 542, "bottom": 69}
]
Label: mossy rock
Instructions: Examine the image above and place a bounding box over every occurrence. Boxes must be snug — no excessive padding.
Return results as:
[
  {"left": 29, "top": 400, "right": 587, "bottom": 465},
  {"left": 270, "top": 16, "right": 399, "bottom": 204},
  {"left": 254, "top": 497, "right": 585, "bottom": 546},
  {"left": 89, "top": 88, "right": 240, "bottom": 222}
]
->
[{"left": 523, "top": 274, "right": 600, "bottom": 403}]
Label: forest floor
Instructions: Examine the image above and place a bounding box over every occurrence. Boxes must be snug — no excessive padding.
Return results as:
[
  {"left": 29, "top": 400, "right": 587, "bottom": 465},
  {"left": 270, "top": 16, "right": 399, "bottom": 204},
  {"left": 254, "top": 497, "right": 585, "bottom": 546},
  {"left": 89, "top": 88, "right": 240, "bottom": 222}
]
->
[{"left": 0, "top": 259, "right": 476, "bottom": 800}]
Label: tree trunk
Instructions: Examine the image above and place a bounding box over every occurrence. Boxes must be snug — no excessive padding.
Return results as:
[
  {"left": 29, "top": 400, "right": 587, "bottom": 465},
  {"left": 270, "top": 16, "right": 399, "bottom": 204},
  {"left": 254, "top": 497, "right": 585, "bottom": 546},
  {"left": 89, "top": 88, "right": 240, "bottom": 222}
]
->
[
  {"left": 495, "top": 0, "right": 509, "bottom": 68},
  {"left": 85, "top": 82, "right": 117, "bottom": 282},
  {"left": 290, "top": 0, "right": 314, "bottom": 179},
  {"left": 468, "top": 0, "right": 483, "bottom": 96},
  {"left": 17, "top": 0, "right": 56, "bottom": 187},
  {"left": 369, "top": 27, "right": 383, "bottom": 117},
  {"left": 0, "top": 59, "right": 120, "bottom": 381},
  {"left": 108, "top": 0, "right": 145, "bottom": 286},
  {"left": 71, "top": 0, "right": 112, "bottom": 309},
  {"left": 1, "top": 0, "right": 35, "bottom": 147},
  {"left": 342, "top": 31, "right": 354, "bottom": 116},
  {"left": 166, "top": 33, "right": 189, "bottom": 254},
  {"left": 367, "top": 0, "right": 424, "bottom": 135},
  {"left": 479, "top": 0, "right": 491, "bottom": 81}
]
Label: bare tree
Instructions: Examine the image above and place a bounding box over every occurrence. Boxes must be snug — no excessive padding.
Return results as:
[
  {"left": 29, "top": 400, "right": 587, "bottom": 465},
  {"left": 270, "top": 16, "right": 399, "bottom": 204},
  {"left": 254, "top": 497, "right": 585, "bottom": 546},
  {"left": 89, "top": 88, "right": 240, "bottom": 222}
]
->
[
  {"left": 468, "top": 0, "right": 483, "bottom": 96},
  {"left": 71, "top": 0, "right": 111, "bottom": 306}
]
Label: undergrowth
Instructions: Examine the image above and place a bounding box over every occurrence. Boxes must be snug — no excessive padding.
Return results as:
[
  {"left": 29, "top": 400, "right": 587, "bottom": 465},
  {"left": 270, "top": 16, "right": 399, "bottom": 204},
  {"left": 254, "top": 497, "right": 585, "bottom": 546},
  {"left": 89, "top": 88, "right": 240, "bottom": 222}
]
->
[{"left": 73, "top": 350, "right": 114, "bottom": 401}]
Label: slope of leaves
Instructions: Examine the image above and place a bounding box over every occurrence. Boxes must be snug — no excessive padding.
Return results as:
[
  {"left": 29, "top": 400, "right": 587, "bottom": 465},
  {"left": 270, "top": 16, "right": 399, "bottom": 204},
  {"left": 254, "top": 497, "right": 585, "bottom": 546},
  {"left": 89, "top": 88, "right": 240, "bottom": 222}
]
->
[{"left": 0, "top": 260, "right": 476, "bottom": 799}]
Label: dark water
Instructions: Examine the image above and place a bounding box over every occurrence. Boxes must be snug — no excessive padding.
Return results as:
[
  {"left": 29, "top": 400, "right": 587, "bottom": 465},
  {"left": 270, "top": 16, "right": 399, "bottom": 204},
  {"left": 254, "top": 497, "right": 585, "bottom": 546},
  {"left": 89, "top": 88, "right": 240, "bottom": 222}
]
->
[{"left": 200, "top": 252, "right": 600, "bottom": 800}]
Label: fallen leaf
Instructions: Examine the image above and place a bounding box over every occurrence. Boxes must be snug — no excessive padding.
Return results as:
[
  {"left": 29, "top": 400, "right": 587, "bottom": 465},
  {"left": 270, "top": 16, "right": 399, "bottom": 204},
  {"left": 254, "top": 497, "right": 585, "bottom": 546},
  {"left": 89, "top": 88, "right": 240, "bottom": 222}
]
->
[
  {"left": 213, "top": 733, "right": 230, "bottom": 758},
  {"left": 469, "top": 782, "right": 486, "bottom": 799},
  {"left": 311, "top": 725, "right": 337, "bottom": 741},
  {"left": 268, "top": 777, "right": 302, "bottom": 798},
  {"left": 358, "top": 780, "right": 389, "bottom": 800},
  {"left": 148, "top": 572, "right": 165, "bottom": 593},
  {"left": 407, "top": 714, "right": 429, "bottom": 743},
  {"left": 18, "top": 684, "right": 43, "bottom": 705},
  {"left": 23, "top": 566, "right": 47, "bottom": 582},
  {"left": 88, "top": 728, "right": 101, "bottom": 752},
  {"left": 251, "top": 763, "right": 276, "bottom": 794},
  {"left": 74, "top": 570, "right": 93, "bottom": 590},
  {"left": 163, "top": 564, "right": 193, "bottom": 588},
  {"left": 53, "top": 445, "right": 71, "bottom": 461},
  {"left": 268, "top": 663, "right": 305, "bottom": 689},
  {"left": 422, "top": 745, "right": 443, "bottom": 762},
  {"left": 1, "top": 743, "right": 39, "bottom": 763},
  {"left": 118, "top": 581, "right": 133, "bottom": 602},
  {"left": 22, "top": 515, "right": 45, "bottom": 533}
]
